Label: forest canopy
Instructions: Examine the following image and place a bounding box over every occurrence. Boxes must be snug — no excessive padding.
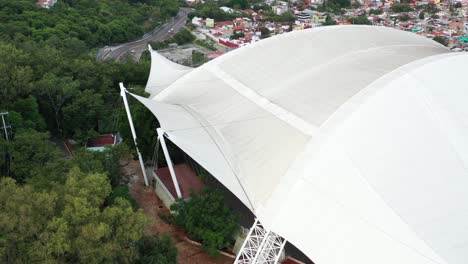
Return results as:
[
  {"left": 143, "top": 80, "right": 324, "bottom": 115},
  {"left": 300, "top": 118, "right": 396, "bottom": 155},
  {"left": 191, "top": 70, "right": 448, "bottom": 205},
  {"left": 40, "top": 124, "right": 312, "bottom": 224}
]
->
[
  {"left": 0, "top": 0, "right": 171, "bottom": 142},
  {"left": 0, "top": 0, "right": 180, "bottom": 262}
]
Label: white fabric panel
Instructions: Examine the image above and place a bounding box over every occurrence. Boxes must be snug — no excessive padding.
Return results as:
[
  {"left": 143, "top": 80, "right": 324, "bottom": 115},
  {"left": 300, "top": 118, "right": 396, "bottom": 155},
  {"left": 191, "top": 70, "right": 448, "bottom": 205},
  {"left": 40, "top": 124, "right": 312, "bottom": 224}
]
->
[
  {"left": 130, "top": 94, "right": 252, "bottom": 207},
  {"left": 145, "top": 46, "right": 192, "bottom": 96},
  {"left": 138, "top": 25, "right": 468, "bottom": 263},
  {"left": 260, "top": 53, "right": 468, "bottom": 264},
  {"left": 335, "top": 54, "right": 468, "bottom": 264},
  {"left": 217, "top": 26, "right": 446, "bottom": 126},
  {"left": 151, "top": 68, "right": 310, "bottom": 210}
]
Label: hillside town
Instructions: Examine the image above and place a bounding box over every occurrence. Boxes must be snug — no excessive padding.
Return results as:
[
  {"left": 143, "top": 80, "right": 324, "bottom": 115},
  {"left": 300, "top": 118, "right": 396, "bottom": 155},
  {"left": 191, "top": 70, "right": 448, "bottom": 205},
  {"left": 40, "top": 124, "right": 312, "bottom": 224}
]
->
[{"left": 189, "top": 0, "right": 468, "bottom": 51}]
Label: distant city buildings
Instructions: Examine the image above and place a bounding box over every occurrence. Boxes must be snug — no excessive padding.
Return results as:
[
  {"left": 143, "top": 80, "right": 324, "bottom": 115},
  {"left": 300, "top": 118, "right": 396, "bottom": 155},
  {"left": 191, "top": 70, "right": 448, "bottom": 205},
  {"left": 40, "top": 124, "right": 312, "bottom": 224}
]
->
[
  {"left": 191, "top": 0, "right": 468, "bottom": 51},
  {"left": 272, "top": 1, "right": 290, "bottom": 15}
]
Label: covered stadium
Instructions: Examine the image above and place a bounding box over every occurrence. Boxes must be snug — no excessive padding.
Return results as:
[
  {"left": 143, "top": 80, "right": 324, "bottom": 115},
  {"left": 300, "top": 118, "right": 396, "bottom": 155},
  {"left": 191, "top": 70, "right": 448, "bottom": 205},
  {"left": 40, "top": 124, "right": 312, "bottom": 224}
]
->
[{"left": 120, "top": 25, "right": 468, "bottom": 264}]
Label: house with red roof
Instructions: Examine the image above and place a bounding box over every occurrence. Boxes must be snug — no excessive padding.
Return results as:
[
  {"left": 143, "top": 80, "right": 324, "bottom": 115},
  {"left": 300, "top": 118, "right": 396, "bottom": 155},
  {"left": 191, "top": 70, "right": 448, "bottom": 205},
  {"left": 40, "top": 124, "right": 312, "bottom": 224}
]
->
[{"left": 86, "top": 133, "right": 122, "bottom": 152}]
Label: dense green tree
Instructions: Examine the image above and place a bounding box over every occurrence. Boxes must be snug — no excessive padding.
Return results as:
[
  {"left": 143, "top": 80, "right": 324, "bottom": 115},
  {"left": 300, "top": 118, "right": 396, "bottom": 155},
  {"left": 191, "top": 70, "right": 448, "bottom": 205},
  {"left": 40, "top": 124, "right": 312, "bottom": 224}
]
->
[
  {"left": 35, "top": 73, "right": 80, "bottom": 134},
  {"left": 336, "top": 0, "right": 351, "bottom": 8},
  {"left": 0, "top": 0, "right": 172, "bottom": 139},
  {"left": 423, "top": 3, "right": 440, "bottom": 14},
  {"left": 260, "top": 27, "right": 271, "bottom": 39},
  {"left": 323, "top": 14, "right": 337, "bottom": 25},
  {"left": 192, "top": 50, "right": 207, "bottom": 65},
  {"left": 230, "top": 32, "right": 246, "bottom": 39},
  {"left": 391, "top": 3, "right": 414, "bottom": 12},
  {"left": 0, "top": 43, "right": 33, "bottom": 106},
  {"left": 351, "top": 1, "right": 361, "bottom": 8},
  {"left": 170, "top": 188, "right": 239, "bottom": 255},
  {"left": 72, "top": 144, "right": 130, "bottom": 188},
  {"left": 227, "top": 0, "right": 249, "bottom": 9},
  {"left": 108, "top": 185, "right": 139, "bottom": 209},
  {"left": 3, "top": 129, "right": 62, "bottom": 182},
  {"left": 433, "top": 36, "right": 447, "bottom": 46},
  {"left": 0, "top": 177, "right": 59, "bottom": 263},
  {"left": 348, "top": 15, "right": 372, "bottom": 25},
  {"left": 0, "top": 0, "right": 180, "bottom": 262},
  {"left": 137, "top": 235, "right": 178, "bottom": 264},
  {"left": 318, "top": 0, "right": 350, "bottom": 13},
  {"left": 173, "top": 28, "right": 196, "bottom": 45},
  {"left": 8, "top": 96, "right": 47, "bottom": 132},
  {"left": 369, "top": 9, "right": 383, "bottom": 15},
  {"left": 0, "top": 168, "right": 149, "bottom": 263},
  {"left": 264, "top": 11, "right": 295, "bottom": 23},
  {"left": 419, "top": 11, "right": 425, "bottom": 19},
  {"left": 252, "top": 3, "right": 272, "bottom": 12},
  {"left": 62, "top": 89, "right": 105, "bottom": 141},
  {"left": 400, "top": 14, "right": 410, "bottom": 21},
  {"left": 0, "top": 0, "right": 178, "bottom": 47}
]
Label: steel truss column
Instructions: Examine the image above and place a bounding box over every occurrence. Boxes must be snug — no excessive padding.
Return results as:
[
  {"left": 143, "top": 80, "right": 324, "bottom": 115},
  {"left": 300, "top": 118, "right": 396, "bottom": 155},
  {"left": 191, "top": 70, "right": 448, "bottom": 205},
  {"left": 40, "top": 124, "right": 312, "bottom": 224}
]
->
[
  {"left": 156, "top": 128, "right": 182, "bottom": 199},
  {"left": 235, "top": 219, "right": 287, "bottom": 264}
]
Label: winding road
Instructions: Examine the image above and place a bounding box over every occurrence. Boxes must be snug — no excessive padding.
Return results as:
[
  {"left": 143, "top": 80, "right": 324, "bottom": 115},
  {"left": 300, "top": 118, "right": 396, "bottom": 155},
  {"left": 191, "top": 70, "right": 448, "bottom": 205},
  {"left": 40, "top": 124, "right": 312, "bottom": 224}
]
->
[{"left": 98, "top": 7, "right": 193, "bottom": 61}]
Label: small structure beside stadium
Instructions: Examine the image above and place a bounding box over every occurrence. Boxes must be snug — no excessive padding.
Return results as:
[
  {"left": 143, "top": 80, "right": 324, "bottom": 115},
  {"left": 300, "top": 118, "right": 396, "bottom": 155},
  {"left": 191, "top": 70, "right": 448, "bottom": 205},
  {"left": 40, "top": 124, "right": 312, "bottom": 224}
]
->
[{"left": 85, "top": 133, "right": 122, "bottom": 152}]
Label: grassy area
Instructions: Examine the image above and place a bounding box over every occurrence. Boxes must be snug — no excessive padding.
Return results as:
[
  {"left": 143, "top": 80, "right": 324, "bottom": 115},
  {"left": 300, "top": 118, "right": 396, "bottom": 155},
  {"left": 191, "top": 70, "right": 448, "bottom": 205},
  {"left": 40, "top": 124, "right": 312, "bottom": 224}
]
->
[{"left": 195, "top": 39, "right": 217, "bottom": 51}]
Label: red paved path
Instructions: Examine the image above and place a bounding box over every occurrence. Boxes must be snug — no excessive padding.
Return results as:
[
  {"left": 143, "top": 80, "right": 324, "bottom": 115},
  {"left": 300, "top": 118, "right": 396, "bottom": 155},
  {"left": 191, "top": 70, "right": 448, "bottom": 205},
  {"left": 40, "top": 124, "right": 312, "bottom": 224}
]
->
[{"left": 124, "top": 161, "right": 232, "bottom": 264}]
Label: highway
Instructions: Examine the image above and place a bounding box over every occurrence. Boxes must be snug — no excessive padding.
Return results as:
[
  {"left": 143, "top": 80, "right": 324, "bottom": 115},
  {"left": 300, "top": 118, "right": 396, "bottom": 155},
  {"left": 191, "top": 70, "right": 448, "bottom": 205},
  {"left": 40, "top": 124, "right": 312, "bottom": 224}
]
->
[{"left": 98, "top": 7, "right": 193, "bottom": 61}]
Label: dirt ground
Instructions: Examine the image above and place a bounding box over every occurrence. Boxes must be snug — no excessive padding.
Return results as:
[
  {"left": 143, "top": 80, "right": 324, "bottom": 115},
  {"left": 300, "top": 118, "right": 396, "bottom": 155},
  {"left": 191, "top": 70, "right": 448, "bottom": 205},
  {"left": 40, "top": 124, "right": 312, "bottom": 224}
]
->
[{"left": 124, "top": 161, "right": 233, "bottom": 264}]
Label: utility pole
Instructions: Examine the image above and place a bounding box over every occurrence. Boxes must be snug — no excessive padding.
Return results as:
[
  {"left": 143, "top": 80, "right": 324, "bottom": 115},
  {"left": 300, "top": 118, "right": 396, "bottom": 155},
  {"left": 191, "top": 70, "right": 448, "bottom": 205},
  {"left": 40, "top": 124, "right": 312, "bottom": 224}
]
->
[
  {"left": 0, "top": 112, "right": 10, "bottom": 141},
  {"left": 0, "top": 112, "right": 11, "bottom": 177}
]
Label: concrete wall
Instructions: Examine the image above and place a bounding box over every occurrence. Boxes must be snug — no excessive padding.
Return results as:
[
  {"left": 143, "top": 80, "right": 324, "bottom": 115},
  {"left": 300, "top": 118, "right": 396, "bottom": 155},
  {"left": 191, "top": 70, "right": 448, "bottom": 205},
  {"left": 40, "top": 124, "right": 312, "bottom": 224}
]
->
[{"left": 149, "top": 169, "right": 176, "bottom": 209}]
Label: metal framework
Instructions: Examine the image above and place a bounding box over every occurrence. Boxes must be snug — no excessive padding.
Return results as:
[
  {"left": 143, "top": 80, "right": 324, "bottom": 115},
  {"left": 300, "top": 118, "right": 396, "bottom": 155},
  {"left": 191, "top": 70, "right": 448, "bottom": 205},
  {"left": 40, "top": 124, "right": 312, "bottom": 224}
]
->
[{"left": 235, "top": 219, "right": 287, "bottom": 264}]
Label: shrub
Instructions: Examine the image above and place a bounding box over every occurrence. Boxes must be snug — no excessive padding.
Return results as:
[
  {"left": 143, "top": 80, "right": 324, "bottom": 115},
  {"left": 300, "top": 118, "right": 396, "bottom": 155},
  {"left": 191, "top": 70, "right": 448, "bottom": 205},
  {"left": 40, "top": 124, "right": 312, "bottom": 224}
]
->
[
  {"left": 348, "top": 15, "right": 372, "bottom": 25},
  {"left": 108, "top": 185, "right": 139, "bottom": 209},
  {"left": 433, "top": 36, "right": 447, "bottom": 46},
  {"left": 137, "top": 235, "right": 178, "bottom": 264},
  {"left": 369, "top": 9, "right": 383, "bottom": 15},
  {"left": 170, "top": 188, "right": 239, "bottom": 255},
  {"left": 392, "top": 3, "right": 414, "bottom": 12}
]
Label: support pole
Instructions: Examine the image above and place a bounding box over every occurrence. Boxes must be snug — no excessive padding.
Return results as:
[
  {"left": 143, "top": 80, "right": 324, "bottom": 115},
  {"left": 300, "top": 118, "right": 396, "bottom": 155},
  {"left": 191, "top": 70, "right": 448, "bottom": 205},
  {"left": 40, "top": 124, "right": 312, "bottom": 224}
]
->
[
  {"left": 1, "top": 112, "right": 9, "bottom": 141},
  {"left": 154, "top": 137, "right": 160, "bottom": 169},
  {"left": 157, "top": 128, "right": 182, "bottom": 199},
  {"left": 119, "top": 83, "right": 149, "bottom": 186}
]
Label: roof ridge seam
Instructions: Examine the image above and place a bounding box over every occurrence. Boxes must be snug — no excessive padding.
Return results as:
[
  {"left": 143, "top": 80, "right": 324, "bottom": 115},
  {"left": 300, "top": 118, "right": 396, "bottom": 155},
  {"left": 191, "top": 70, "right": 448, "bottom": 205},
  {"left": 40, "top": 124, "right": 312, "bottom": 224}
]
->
[{"left": 209, "top": 64, "right": 317, "bottom": 136}]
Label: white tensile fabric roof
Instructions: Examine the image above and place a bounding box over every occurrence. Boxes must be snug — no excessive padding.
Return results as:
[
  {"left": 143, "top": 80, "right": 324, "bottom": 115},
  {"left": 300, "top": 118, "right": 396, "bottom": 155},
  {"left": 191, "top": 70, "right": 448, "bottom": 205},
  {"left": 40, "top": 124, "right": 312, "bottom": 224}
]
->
[
  {"left": 132, "top": 26, "right": 468, "bottom": 264},
  {"left": 145, "top": 45, "right": 192, "bottom": 95}
]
